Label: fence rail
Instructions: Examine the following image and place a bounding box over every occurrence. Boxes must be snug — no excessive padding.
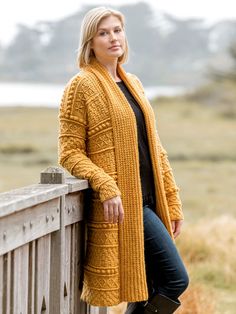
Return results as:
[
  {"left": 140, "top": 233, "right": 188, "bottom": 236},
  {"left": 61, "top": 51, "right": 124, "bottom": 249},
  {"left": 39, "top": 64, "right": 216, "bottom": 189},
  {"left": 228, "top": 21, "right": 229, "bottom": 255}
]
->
[{"left": 0, "top": 166, "right": 108, "bottom": 314}]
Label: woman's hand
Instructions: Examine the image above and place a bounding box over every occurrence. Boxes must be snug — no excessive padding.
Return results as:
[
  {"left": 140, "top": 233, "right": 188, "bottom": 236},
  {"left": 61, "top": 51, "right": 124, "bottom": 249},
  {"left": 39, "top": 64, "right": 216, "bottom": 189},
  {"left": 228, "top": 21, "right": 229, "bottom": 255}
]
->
[
  {"left": 171, "top": 220, "right": 183, "bottom": 238},
  {"left": 103, "top": 195, "right": 124, "bottom": 224}
]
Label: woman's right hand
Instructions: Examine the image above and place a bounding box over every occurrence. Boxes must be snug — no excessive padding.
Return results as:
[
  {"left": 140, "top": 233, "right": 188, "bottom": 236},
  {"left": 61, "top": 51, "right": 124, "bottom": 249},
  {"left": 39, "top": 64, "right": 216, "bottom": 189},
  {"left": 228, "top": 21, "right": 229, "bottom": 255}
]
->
[{"left": 103, "top": 195, "right": 124, "bottom": 224}]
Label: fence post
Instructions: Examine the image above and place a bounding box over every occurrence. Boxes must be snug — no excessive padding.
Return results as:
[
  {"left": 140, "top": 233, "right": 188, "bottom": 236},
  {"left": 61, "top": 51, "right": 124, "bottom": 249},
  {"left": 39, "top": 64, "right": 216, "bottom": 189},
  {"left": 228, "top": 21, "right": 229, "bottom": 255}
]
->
[
  {"left": 40, "top": 166, "right": 109, "bottom": 314},
  {"left": 40, "top": 166, "right": 66, "bottom": 314}
]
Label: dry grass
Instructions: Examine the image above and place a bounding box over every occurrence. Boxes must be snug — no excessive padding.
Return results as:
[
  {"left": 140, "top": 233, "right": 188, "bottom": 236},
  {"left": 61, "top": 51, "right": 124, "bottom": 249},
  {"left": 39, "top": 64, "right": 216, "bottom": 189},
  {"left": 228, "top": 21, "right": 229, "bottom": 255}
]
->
[
  {"left": 185, "top": 80, "right": 236, "bottom": 119},
  {"left": 179, "top": 216, "right": 236, "bottom": 270},
  {"left": 0, "top": 106, "right": 58, "bottom": 191},
  {"left": 177, "top": 283, "right": 216, "bottom": 314},
  {"left": 177, "top": 216, "right": 236, "bottom": 313},
  {"left": 152, "top": 98, "right": 236, "bottom": 160}
]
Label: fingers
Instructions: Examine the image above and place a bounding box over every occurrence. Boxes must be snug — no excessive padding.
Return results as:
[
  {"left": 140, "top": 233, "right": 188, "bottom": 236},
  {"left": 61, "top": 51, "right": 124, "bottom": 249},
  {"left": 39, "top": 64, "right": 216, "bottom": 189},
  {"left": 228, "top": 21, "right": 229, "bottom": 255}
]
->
[
  {"left": 171, "top": 221, "right": 176, "bottom": 233},
  {"left": 103, "top": 196, "right": 124, "bottom": 224},
  {"left": 175, "top": 222, "right": 182, "bottom": 237},
  {"left": 172, "top": 220, "right": 183, "bottom": 238},
  {"left": 103, "top": 202, "right": 109, "bottom": 222},
  {"left": 109, "top": 201, "right": 118, "bottom": 223},
  {"left": 118, "top": 202, "right": 124, "bottom": 224},
  {"left": 112, "top": 202, "right": 119, "bottom": 223},
  {"left": 174, "top": 229, "right": 181, "bottom": 238}
]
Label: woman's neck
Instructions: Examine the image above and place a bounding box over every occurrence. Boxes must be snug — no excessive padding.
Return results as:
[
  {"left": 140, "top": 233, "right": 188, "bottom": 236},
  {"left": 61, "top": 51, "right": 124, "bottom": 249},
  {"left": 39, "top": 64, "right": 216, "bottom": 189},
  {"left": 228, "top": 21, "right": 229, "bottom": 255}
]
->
[{"left": 95, "top": 57, "right": 121, "bottom": 82}]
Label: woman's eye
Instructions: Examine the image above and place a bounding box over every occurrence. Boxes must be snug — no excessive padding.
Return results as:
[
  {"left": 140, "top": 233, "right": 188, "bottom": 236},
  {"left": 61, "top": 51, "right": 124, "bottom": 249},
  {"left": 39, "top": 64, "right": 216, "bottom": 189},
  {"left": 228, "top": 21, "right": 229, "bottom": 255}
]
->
[{"left": 98, "top": 29, "right": 122, "bottom": 36}]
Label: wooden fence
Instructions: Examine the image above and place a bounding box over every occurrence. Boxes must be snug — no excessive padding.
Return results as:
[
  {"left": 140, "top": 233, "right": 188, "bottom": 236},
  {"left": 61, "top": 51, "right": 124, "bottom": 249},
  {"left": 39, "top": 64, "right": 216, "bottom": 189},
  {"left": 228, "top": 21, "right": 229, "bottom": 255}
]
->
[{"left": 0, "top": 166, "right": 108, "bottom": 314}]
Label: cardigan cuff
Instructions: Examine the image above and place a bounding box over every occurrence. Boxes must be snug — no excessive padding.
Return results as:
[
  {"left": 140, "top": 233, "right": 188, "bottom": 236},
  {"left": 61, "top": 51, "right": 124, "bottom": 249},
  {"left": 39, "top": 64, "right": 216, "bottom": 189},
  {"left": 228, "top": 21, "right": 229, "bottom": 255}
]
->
[
  {"left": 99, "top": 180, "right": 122, "bottom": 203},
  {"left": 168, "top": 205, "right": 184, "bottom": 221}
]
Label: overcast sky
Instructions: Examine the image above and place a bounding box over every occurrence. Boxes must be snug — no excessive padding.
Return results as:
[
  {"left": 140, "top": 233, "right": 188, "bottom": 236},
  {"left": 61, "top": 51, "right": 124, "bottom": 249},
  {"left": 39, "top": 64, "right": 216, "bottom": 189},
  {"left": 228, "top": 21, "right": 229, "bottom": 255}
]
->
[{"left": 1, "top": 0, "right": 236, "bottom": 46}]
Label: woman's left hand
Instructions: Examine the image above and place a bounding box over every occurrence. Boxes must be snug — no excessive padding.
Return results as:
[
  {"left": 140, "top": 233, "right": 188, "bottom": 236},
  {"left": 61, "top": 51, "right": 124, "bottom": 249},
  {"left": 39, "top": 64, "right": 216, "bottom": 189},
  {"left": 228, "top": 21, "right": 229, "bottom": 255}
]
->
[{"left": 171, "top": 220, "right": 183, "bottom": 238}]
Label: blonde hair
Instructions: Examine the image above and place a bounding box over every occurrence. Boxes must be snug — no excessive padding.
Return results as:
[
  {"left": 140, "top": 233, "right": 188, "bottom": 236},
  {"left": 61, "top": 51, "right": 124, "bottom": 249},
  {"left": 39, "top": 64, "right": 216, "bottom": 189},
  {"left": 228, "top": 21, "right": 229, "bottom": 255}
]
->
[{"left": 77, "top": 7, "right": 129, "bottom": 68}]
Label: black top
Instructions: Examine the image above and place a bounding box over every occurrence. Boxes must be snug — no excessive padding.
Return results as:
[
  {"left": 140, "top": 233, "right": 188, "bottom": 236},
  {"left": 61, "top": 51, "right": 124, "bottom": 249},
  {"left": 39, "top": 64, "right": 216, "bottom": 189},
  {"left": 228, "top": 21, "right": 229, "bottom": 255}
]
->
[{"left": 116, "top": 80, "right": 156, "bottom": 207}]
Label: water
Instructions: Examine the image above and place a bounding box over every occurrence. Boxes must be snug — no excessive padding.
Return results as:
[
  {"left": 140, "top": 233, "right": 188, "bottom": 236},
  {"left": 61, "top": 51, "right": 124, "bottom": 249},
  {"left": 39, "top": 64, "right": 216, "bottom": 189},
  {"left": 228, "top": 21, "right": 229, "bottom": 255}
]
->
[{"left": 0, "top": 82, "right": 187, "bottom": 107}]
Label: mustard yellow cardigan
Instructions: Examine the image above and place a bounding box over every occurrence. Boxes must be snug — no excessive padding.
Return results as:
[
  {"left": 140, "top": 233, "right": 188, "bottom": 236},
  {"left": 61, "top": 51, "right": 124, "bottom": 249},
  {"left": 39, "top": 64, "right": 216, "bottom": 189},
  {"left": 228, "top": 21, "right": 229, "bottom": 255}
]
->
[{"left": 58, "top": 57, "right": 184, "bottom": 306}]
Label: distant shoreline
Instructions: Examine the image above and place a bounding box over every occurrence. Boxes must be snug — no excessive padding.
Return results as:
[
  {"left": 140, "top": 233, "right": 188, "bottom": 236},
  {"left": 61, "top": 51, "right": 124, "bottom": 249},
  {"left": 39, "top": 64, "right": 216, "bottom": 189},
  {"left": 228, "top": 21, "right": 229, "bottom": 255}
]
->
[{"left": 0, "top": 82, "right": 187, "bottom": 107}]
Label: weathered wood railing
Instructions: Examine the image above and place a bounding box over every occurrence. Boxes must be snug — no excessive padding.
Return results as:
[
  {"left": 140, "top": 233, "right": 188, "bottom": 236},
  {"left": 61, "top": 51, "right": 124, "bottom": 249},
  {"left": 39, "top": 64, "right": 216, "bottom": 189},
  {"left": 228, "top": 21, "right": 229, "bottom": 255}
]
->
[{"left": 0, "top": 166, "right": 108, "bottom": 314}]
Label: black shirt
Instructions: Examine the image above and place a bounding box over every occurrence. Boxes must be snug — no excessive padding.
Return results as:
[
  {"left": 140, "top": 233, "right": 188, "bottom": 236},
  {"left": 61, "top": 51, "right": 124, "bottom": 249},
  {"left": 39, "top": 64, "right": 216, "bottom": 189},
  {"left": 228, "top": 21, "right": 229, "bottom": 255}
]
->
[{"left": 117, "top": 81, "right": 156, "bottom": 207}]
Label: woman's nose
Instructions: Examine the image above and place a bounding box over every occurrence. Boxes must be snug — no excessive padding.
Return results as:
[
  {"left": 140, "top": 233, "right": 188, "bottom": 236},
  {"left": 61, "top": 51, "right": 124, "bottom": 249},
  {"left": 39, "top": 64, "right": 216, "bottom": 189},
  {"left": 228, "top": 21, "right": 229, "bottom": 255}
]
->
[{"left": 110, "top": 31, "right": 117, "bottom": 41}]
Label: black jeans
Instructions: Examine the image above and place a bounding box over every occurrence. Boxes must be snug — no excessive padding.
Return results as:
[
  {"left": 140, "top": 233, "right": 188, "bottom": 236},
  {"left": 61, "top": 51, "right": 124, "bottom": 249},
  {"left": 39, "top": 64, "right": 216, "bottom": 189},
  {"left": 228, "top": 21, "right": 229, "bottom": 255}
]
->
[{"left": 143, "top": 204, "right": 189, "bottom": 301}]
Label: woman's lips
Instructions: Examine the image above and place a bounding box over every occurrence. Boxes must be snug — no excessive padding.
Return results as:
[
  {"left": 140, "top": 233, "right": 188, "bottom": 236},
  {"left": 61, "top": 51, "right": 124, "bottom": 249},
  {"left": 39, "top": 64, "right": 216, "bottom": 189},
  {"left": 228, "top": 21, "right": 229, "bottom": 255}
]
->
[{"left": 109, "top": 45, "right": 121, "bottom": 50}]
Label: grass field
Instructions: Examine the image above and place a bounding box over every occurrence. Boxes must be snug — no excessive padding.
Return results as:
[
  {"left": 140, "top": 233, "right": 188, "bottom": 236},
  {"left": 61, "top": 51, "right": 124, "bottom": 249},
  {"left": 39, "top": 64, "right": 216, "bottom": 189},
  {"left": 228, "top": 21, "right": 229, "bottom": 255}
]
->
[{"left": 0, "top": 88, "right": 235, "bottom": 313}]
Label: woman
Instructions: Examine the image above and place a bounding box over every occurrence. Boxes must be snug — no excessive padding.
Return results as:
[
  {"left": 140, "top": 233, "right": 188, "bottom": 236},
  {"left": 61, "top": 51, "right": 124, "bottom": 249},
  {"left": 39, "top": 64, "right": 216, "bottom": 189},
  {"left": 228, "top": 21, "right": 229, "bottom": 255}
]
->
[{"left": 58, "top": 6, "right": 189, "bottom": 314}]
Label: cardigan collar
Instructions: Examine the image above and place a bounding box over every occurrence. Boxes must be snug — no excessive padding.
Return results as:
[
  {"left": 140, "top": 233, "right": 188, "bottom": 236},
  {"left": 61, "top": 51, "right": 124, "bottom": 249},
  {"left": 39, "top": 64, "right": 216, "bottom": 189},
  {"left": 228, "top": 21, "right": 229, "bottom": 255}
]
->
[{"left": 83, "top": 57, "right": 149, "bottom": 117}]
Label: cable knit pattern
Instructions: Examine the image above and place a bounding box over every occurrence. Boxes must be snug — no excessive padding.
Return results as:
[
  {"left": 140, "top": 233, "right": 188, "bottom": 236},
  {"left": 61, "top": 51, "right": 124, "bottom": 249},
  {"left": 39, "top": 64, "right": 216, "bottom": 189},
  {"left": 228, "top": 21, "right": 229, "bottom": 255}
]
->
[
  {"left": 58, "top": 57, "right": 184, "bottom": 306},
  {"left": 159, "top": 143, "right": 184, "bottom": 220}
]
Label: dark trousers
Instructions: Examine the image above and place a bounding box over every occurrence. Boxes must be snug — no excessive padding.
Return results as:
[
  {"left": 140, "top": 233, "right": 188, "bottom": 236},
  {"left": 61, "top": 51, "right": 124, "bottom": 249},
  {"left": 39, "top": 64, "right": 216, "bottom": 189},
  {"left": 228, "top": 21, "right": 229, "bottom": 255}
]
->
[{"left": 143, "top": 204, "right": 189, "bottom": 301}]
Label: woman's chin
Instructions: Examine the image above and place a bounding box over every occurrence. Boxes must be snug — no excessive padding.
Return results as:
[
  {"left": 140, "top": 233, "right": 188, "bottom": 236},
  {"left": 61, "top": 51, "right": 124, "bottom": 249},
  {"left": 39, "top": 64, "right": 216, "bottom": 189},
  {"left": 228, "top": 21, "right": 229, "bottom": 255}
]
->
[{"left": 110, "top": 53, "right": 123, "bottom": 60}]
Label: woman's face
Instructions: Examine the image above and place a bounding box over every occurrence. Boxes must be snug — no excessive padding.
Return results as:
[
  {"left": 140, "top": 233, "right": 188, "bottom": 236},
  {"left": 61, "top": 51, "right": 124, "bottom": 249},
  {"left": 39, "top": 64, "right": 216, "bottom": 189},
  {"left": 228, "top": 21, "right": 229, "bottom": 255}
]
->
[{"left": 91, "top": 15, "right": 126, "bottom": 63}]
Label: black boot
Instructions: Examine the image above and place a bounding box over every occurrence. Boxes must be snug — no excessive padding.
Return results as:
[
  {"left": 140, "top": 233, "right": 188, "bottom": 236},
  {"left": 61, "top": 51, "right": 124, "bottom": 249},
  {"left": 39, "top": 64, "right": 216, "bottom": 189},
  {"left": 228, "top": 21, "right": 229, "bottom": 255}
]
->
[
  {"left": 125, "top": 302, "right": 144, "bottom": 314},
  {"left": 143, "top": 294, "right": 181, "bottom": 314}
]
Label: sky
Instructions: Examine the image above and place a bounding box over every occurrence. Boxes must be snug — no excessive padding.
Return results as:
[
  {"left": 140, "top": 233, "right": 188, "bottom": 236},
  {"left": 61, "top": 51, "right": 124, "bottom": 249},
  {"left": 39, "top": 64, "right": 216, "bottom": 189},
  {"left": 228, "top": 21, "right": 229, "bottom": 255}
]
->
[{"left": 1, "top": 0, "right": 236, "bottom": 46}]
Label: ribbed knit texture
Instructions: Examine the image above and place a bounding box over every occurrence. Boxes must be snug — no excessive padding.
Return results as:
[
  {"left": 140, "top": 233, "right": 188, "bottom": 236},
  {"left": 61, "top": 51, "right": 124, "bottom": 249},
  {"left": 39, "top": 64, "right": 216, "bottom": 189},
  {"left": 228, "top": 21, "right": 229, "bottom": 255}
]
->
[
  {"left": 58, "top": 57, "right": 184, "bottom": 306},
  {"left": 116, "top": 80, "right": 156, "bottom": 205}
]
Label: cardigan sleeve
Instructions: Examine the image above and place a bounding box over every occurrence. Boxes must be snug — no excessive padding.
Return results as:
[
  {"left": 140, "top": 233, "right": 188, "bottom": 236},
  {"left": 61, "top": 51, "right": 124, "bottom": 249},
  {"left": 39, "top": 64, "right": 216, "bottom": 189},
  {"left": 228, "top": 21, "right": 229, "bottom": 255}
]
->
[
  {"left": 156, "top": 132, "right": 184, "bottom": 220},
  {"left": 130, "top": 73, "right": 184, "bottom": 220},
  {"left": 58, "top": 75, "right": 121, "bottom": 203}
]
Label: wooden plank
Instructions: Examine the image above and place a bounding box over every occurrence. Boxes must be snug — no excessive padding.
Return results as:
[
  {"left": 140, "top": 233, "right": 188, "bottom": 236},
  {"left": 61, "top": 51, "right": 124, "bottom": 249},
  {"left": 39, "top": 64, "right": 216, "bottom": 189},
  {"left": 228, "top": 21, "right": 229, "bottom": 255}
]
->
[
  {"left": 90, "top": 306, "right": 100, "bottom": 314},
  {"left": 100, "top": 308, "right": 108, "bottom": 314},
  {"left": 77, "top": 222, "right": 87, "bottom": 314},
  {"left": 0, "top": 198, "right": 60, "bottom": 255},
  {"left": 8, "top": 252, "right": 13, "bottom": 314},
  {"left": 60, "top": 195, "right": 66, "bottom": 313},
  {"left": 89, "top": 306, "right": 108, "bottom": 314},
  {"left": 66, "top": 177, "right": 89, "bottom": 193},
  {"left": 64, "top": 192, "right": 84, "bottom": 226},
  {"left": 13, "top": 245, "right": 29, "bottom": 313},
  {"left": 49, "top": 194, "right": 65, "bottom": 314},
  {"left": 70, "top": 224, "right": 76, "bottom": 313},
  {"left": 0, "top": 184, "right": 68, "bottom": 218},
  {"left": 28, "top": 241, "right": 36, "bottom": 314},
  {"left": 69, "top": 222, "right": 87, "bottom": 314},
  {"left": 49, "top": 230, "right": 61, "bottom": 314},
  {"left": 63, "top": 226, "right": 71, "bottom": 313},
  {"left": 2, "top": 252, "right": 13, "bottom": 314},
  {"left": 0, "top": 256, "right": 3, "bottom": 314},
  {"left": 35, "top": 235, "right": 51, "bottom": 314}
]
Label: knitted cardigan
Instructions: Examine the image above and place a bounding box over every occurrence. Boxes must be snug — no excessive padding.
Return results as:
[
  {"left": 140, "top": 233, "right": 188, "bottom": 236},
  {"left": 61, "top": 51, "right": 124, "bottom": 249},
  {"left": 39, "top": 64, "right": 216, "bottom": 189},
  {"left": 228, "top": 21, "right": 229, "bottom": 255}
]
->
[{"left": 58, "top": 57, "right": 184, "bottom": 306}]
